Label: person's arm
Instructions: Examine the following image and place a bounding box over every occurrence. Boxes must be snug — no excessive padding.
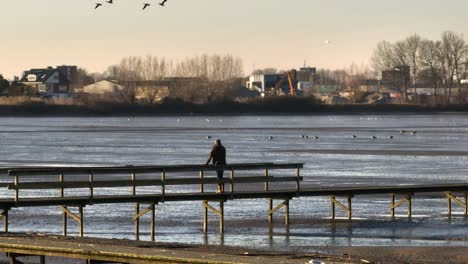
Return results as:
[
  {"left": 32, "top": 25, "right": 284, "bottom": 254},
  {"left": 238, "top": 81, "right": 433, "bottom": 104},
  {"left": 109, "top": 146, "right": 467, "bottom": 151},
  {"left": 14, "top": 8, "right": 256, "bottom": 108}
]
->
[{"left": 205, "top": 149, "right": 213, "bottom": 165}]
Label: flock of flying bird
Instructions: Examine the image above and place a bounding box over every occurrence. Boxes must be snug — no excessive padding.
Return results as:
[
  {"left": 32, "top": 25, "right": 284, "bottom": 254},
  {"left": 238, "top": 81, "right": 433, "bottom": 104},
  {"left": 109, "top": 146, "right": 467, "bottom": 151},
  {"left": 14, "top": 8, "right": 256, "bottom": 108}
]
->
[{"left": 95, "top": 0, "right": 169, "bottom": 10}]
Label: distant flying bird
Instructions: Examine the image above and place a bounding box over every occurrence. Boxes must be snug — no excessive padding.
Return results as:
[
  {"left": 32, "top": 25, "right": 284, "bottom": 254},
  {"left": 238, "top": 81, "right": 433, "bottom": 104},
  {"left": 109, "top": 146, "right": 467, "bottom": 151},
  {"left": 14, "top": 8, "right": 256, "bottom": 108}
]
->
[
  {"left": 95, "top": 3, "right": 102, "bottom": 9},
  {"left": 143, "top": 3, "right": 151, "bottom": 10},
  {"left": 106, "top": 0, "right": 113, "bottom": 3},
  {"left": 160, "top": 0, "right": 168, "bottom": 6}
]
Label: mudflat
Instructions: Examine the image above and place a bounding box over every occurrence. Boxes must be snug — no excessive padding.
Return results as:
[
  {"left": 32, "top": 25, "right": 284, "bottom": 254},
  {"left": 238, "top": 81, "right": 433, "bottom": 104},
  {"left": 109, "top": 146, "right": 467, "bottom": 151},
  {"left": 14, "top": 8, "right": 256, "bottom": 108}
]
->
[{"left": 0, "top": 234, "right": 466, "bottom": 264}]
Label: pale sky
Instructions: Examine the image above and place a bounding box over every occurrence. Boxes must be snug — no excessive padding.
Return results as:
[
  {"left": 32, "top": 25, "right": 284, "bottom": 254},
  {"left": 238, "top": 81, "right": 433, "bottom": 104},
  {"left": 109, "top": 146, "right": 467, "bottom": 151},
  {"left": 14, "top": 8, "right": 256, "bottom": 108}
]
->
[{"left": 1, "top": 0, "right": 467, "bottom": 79}]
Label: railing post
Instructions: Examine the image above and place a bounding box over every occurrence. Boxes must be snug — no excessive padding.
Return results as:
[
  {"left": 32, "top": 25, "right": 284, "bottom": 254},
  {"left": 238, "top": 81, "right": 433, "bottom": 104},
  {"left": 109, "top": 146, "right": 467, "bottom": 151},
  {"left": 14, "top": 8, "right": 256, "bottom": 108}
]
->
[
  {"left": 296, "top": 166, "right": 301, "bottom": 192},
  {"left": 199, "top": 170, "right": 204, "bottom": 193},
  {"left": 447, "top": 192, "right": 452, "bottom": 218},
  {"left": 88, "top": 171, "right": 94, "bottom": 203},
  {"left": 264, "top": 169, "right": 269, "bottom": 191},
  {"left": 161, "top": 170, "right": 166, "bottom": 198},
  {"left": 60, "top": 174, "right": 67, "bottom": 237},
  {"left": 229, "top": 169, "right": 234, "bottom": 195},
  {"left": 131, "top": 172, "right": 140, "bottom": 240},
  {"left": 465, "top": 192, "right": 468, "bottom": 216},
  {"left": 330, "top": 195, "right": 336, "bottom": 220},
  {"left": 150, "top": 203, "right": 156, "bottom": 242},
  {"left": 391, "top": 193, "right": 395, "bottom": 218},
  {"left": 14, "top": 175, "right": 19, "bottom": 203}
]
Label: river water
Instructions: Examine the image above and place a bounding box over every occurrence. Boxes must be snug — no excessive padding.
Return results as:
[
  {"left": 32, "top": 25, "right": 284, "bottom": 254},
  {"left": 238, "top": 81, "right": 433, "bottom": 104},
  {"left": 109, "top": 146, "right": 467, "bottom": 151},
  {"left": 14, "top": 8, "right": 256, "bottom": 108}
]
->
[{"left": 0, "top": 115, "right": 467, "bottom": 250}]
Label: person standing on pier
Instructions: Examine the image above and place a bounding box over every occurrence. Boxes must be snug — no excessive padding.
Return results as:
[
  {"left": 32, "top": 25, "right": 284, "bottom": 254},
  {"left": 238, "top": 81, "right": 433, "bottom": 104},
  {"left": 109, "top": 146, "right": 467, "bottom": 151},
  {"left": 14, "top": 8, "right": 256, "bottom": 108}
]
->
[{"left": 205, "top": 139, "right": 227, "bottom": 193}]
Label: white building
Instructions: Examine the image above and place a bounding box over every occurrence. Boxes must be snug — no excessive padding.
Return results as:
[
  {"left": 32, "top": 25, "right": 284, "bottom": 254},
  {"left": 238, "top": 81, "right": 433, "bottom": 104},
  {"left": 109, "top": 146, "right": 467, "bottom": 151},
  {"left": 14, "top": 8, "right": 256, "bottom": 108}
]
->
[{"left": 83, "top": 80, "right": 124, "bottom": 95}]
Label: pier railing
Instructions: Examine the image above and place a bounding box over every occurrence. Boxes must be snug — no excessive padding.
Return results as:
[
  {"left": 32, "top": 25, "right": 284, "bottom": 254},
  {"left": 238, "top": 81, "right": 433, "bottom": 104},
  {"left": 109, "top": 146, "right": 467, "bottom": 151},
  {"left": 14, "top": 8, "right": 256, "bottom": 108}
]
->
[
  {"left": 0, "top": 163, "right": 304, "bottom": 239},
  {"left": 4, "top": 163, "right": 304, "bottom": 203}
]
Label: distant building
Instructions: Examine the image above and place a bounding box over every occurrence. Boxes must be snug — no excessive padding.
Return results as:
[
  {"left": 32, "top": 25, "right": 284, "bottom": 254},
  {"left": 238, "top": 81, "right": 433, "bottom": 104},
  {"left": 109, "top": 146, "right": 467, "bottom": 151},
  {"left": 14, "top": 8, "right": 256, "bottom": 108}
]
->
[
  {"left": 358, "top": 79, "right": 380, "bottom": 92},
  {"left": 381, "top": 65, "right": 410, "bottom": 90},
  {"left": 245, "top": 67, "right": 316, "bottom": 96},
  {"left": 19, "top": 66, "right": 78, "bottom": 94},
  {"left": 83, "top": 80, "right": 124, "bottom": 95}
]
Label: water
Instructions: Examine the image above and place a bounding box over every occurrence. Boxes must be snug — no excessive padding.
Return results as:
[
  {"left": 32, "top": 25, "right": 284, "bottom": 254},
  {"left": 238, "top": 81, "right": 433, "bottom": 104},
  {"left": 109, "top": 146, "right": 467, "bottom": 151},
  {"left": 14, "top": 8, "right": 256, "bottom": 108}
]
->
[{"left": 0, "top": 115, "right": 467, "bottom": 250}]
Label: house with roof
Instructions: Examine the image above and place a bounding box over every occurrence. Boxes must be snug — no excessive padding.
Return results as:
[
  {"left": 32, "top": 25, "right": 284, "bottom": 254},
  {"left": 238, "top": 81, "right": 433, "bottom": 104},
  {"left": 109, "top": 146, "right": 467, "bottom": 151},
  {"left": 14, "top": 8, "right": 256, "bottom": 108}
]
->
[{"left": 19, "top": 66, "right": 77, "bottom": 94}]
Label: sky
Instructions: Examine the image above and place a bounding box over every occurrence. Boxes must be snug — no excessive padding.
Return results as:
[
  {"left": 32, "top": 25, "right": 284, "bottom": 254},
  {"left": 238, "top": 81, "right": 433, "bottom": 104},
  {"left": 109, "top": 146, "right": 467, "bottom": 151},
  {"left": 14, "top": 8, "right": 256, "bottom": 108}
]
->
[{"left": 1, "top": 0, "right": 468, "bottom": 79}]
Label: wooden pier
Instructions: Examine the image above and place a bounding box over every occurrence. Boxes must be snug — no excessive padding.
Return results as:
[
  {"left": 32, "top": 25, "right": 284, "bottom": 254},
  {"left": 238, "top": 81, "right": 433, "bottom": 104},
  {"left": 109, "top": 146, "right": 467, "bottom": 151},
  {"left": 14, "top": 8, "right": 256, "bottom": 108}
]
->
[{"left": 0, "top": 163, "right": 467, "bottom": 263}]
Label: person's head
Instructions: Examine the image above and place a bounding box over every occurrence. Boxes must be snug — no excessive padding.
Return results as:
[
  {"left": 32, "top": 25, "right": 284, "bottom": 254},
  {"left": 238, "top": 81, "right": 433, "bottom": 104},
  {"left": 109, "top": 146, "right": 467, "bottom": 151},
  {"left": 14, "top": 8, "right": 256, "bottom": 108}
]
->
[{"left": 215, "top": 139, "right": 221, "bottom": 145}]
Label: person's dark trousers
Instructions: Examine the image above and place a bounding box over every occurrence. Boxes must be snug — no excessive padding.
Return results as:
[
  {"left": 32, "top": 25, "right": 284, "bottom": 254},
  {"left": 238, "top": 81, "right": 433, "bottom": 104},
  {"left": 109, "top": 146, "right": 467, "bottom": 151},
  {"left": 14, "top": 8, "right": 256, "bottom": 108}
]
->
[{"left": 217, "top": 170, "right": 224, "bottom": 192}]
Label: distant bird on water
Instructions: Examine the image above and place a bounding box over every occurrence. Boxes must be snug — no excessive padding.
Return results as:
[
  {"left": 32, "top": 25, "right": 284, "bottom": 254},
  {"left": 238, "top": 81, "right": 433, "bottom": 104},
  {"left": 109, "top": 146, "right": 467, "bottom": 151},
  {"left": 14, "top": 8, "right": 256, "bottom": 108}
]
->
[
  {"left": 95, "top": 3, "right": 102, "bottom": 9},
  {"left": 160, "top": 0, "right": 168, "bottom": 6},
  {"left": 143, "top": 3, "right": 151, "bottom": 10}
]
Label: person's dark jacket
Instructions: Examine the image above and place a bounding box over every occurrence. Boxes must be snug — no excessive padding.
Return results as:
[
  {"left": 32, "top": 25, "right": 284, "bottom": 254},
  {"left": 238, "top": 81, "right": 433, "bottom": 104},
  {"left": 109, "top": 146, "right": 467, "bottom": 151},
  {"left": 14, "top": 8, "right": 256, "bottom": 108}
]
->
[{"left": 206, "top": 143, "right": 226, "bottom": 165}]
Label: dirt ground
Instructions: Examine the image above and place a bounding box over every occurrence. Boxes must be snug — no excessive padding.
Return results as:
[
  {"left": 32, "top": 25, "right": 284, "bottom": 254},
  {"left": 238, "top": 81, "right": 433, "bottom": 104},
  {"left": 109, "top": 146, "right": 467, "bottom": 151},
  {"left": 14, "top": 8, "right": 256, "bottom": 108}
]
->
[{"left": 0, "top": 234, "right": 466, "bottom": 264}]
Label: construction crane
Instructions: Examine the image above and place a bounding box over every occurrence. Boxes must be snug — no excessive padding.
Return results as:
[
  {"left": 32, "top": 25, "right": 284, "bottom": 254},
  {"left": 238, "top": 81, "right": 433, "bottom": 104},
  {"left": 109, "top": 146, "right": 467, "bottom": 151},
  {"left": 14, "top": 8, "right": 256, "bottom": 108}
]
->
[{"left": 272, "top": 71, "right": 295, "bottom": 96}]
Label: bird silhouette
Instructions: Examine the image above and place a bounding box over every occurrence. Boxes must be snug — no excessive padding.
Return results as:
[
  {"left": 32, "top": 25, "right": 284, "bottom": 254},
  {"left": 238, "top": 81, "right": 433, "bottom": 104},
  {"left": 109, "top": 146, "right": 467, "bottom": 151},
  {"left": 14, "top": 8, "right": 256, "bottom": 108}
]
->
[
  {"left": 95, "top": 3, "right": 102, "bottom": 9},
  {"left": 106, "top": 0, "right": 113, "bottom": 3},
  {"left": 143, "top": 3, "right": 151, "bottom": 10},
  {"left": 159, "top": 0, "right": 168, "bottom": 6}
]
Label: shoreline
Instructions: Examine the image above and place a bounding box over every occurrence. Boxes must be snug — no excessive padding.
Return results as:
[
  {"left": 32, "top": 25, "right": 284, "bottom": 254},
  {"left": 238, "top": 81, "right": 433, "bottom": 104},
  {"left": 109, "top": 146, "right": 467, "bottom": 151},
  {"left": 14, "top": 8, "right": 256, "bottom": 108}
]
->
[{"left": 0, "top": 234, "right": 467, "bottom": 264}]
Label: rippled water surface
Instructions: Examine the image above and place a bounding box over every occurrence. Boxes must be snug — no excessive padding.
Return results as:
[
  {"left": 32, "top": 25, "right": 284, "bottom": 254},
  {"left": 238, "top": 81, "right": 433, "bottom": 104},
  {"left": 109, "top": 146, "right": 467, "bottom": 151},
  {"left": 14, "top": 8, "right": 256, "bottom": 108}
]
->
[{"left": 0, "top": 115, "right": 467, "bottom": 249}]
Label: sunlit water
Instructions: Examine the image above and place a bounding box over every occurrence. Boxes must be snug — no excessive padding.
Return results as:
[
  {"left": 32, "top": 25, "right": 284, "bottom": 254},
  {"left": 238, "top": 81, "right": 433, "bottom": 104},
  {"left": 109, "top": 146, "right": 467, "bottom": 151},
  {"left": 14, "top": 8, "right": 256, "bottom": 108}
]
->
[{"left": 0, "top": 115, "right": 467, "bottom": 250}]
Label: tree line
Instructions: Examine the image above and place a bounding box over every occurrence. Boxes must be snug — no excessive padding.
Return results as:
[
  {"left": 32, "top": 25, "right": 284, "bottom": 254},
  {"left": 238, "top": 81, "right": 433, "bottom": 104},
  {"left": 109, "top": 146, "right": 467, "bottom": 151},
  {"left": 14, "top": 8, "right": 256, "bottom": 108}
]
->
[{"left": 371, "top": 31, "right": 468, "bottom": 104}]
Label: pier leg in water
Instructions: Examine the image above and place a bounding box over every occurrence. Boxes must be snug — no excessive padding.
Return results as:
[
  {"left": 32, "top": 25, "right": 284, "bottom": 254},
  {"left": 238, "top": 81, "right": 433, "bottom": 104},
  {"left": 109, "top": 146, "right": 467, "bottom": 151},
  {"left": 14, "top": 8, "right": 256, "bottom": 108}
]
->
[
  {"left": 202, "top": 200, "right": 225, "bottom": 234},
  {"left": 61, "top": 206, "right": 84, "bottom": 237},
  {"left": 1, "top": 209, "right": 9, "bottom": 234},
  {"left": 329, "top": 195, "right": 352, "bottom": 221},
  {"left": 267, "top": 198, "right": 291, "bottom": 225},
  {"left": 390, "top": 193, "right": 412, "bottom": 219}
]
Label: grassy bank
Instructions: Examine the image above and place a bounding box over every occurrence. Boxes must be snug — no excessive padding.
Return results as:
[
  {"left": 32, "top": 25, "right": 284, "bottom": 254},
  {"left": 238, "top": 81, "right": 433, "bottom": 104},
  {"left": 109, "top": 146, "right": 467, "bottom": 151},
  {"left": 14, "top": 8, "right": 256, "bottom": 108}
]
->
[{"left": 1, "top": 97, "right": 468, "bottom": 116}]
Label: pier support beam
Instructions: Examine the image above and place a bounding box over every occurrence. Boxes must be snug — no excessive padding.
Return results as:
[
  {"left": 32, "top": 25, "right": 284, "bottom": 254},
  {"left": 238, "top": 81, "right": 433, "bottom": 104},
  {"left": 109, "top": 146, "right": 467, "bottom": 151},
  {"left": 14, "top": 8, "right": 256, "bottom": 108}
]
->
[
  {"left": 62, "top": 205, "right": 84, "bottom": 237},
  {"left": 202, "top": 200, "right": 225, "bottom": 234},
  {"left": 267, "top": 198, "right": 291, "bottom": 225},
  {"left": 133, "top": 203, "right": 157, "bottom": 241},
  {"left": 330, "top": 195, "right": 352, "bottom": 220},
  {"left": 446, "top": 192, "right": 468, "bottom": 218},
  {"left": 1, "top": 209, "right": 9, "bottom": 234},
  {"left": 390, "top": 193, "right": 412, "bottom": 219}
]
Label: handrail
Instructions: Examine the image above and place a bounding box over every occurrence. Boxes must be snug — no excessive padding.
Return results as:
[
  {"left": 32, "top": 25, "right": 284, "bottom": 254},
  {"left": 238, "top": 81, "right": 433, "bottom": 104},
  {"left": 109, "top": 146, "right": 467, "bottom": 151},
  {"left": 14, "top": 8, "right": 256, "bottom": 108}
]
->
[
  {"left": 2, "top": 163, "right": 304, "bottom": 203},
  {"left": 6, "top": 163, "right": 304, "bottom": 176}
]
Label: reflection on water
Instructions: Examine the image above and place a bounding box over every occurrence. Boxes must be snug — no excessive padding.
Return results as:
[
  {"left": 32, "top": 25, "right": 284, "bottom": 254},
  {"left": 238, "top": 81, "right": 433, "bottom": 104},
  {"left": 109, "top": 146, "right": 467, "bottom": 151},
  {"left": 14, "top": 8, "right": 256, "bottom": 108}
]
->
[{"left": 0, "top": 115, "right": 467, "bottom": 250}]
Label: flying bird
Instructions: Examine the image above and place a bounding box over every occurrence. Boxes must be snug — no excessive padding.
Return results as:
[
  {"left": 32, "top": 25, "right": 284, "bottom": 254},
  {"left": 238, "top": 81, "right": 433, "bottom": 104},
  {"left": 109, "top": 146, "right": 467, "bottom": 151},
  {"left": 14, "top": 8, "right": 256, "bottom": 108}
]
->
[
  {"left": 106, "top": 0, "right": 113, "bottom": 3},
  {"left": 143, "top": 3, "right": 151, "bottom": 10},
  {"left": 159, "top": 0, "right": 168, "bottom": 6},
  {"left": 95, "top": 3, "right": 102, "bottom": 9}
]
